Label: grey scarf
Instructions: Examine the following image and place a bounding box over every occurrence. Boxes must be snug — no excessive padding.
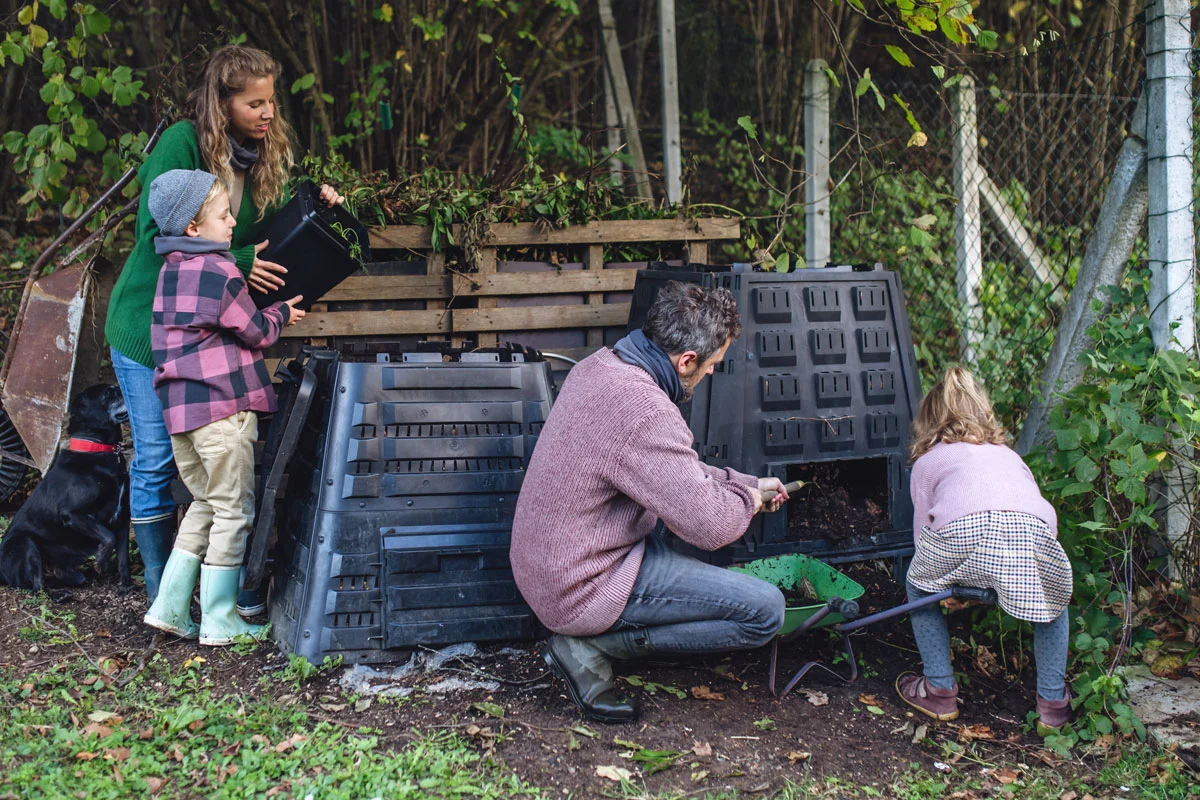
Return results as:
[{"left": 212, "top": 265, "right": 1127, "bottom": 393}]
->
[
  {"left": 154, "top": 236, "right": 234, "bottom": 258},
  {"left": 228, "top": 136, "right": 259, "bottom": 172}
]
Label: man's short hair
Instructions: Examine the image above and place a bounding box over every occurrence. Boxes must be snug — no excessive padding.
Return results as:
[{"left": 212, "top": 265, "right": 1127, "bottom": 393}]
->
[{"left": 642, "top": 281, "right": 742, "bottom": 361}]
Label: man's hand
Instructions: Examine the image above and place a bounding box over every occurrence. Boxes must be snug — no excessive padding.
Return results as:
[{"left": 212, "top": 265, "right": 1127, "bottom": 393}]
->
[{"left": 756, "top": 477, "right": 789, "bottom": 513}]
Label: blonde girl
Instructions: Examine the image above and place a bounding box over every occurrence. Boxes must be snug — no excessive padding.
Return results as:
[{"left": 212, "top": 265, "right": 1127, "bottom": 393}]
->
[{"left": 896, "top": 367, "right": 1074, "bottom": 734}]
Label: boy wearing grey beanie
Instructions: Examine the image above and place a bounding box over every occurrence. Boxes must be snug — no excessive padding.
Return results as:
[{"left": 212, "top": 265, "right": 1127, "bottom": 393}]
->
[{"left": 144, "top": 169, "right": 304, "bottom": 647}]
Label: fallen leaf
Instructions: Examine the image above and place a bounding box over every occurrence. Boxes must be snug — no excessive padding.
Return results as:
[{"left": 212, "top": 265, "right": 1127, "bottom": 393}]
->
[
  {"left": 112, "top": 765, "right": 123, "bottom": 784},
  {"left": 595, "top": 765, "right": 633, "bottom": 782},
  {"left": 87, "top": 711, "right": 118, "bottom": 723},
  {"left": 81, "top": 676, "right": 98, "bottom": 686},
  {"left": 95, "top": 629, "right": 112, "bottom": 638},
  {"left": 222, "top": 742, "right": 242, "bottom": 757},
  {"left": 169, "top": 747, "right": 184, "bottom": 762},
  {"left": 103, "top": 748, "right": 130, "bottom": 761},
  {"left": 690, "top": 685, "right": 725, "bottom": 701},
  {"left": 786, "top": 750, "right": 811, "bottom": 763},
  {"left": 858, "top": 694, "right": 880, "bottom": 705},
  {"left": 138, "top": 728, "right": 154, "bottom": 740},
  {"left": 933, "top": 761, "right": 951, "bottom": 773},
  {"left": 145, "top": 777, "right": 165, "bottom": 794},
  {"left": 187, "top": 720, "right": 205, "bottom": 732},
  {"left": 566, "top": 733, "right": 580, "bottom": 751},
  {"left": 318, "top": 702, "right": 347, "bottom": 712},
  {"left": 182, "top": 656, "right": 206, "bottom": 669},
  {"left": 354, "top": 698, "right": 372, "bottom": 713},
  {"left": 958, "top": 724, "right": 994, "bottom": 742},
  {"left": 81, "top": 724, "right": 113, "bottom": 738},
  {"left": 802, "top": 690, "right": 829, "bottom": 706},
  {"left": 571, "top": 725, "right": 599, "bottom": 739},
  {"left": 1060, "top": 792, "right": 1078, "bottom": 800},
  {"left": 250, "top": 734, "right": 269, "bottom": 746},
  {"left": 470, "top": 701, "right": 506, "bottom": 718},
  {"left": 865, "top": 705, "right": 885, "bottom": 715},
  {"left": 912, "top": 723, "right": 929, "bottom": 744},
  {"left": 692, "top": 741, "right": 713, "bottom": 758},
  {"left": 74, "top": 752, "right": 100, "bottom": 761},
  {"left": 691, "top": 769, "right": 710, "bottom": 782},
  {"left": 994, "top": 768, "right": 1020, "bottom": 785}
]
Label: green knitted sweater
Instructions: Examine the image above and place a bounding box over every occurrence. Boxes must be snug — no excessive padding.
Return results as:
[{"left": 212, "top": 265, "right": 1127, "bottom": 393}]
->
[{"left": 105, "top": 120, "right": 284, "bottom": 368}]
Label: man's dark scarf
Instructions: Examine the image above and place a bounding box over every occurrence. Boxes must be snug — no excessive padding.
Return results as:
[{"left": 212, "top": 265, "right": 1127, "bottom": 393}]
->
[{"left": 613, "top": 329, "right": 685, "bottom": 404}]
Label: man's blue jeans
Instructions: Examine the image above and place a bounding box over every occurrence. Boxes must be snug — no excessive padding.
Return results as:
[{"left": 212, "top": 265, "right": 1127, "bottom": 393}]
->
[
  {"left": 609, "top": 529, "right": 785, "bottom": 652},
  {"left": 110, "top": 348, "right": 178, "bottom": 523}
]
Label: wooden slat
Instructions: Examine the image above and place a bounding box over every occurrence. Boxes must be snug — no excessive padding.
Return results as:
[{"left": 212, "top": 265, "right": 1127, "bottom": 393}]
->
[
  {"left": 324, "top": 274, "right": 448, "bottom": 301},
  {"left": 320, "top": 269, "right": 641, "bottom": 303},
  {"left": 452, "top": 303, "right": 630, "bottom": 333},
  {"left": 475, "top": 248, "right": 499, "bottom": 348},
  {"left": 281, "top": 309, "right": 449, "bottom": 338},
  {"left": 426, "top": 252, "right": 448, "bottom": 344},
  {"left": 369, "top": 217, "right": 740, "bottom": 249},
  {"left": 450, "top": 269, "right": 638, "bottom": 297},
  {"left": 583, "top": 244, "right": 605, "bottom": 348}
]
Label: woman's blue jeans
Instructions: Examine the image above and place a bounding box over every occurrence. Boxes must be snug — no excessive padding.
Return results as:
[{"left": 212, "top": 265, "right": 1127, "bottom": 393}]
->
[{"left": 110, "top": 348, "right": 178, "bottom": 523}]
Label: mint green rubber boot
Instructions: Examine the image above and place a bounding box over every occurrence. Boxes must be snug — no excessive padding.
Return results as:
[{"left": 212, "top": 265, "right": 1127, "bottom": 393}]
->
[
  {"left": 143, "top": 549, "right": 200, "bottom": 639},
  {"left": 199, "top": 564, "right": 268, "bottom": 646}
]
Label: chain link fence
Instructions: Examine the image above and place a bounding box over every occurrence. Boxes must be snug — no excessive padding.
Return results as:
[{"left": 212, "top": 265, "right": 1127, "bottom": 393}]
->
[{"left": 829, "top": 21, "right": 1146, "bottom": 423}]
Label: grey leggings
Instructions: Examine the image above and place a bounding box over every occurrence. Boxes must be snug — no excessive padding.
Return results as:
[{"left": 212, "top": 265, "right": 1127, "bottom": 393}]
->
[{"left": 906, "top": 581, "right": 1069, "bottom": 701}]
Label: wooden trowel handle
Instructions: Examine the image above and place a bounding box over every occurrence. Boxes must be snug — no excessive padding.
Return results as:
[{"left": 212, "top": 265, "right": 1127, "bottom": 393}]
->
[{"left": 761, "top": 479, "right": 806, "bottom": 503}]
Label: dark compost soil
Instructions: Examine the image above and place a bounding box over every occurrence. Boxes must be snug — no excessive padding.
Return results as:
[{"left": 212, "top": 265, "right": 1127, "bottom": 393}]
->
[
  {"left": 0, "top": 561, "right": 1080, "bottom": 798},
  {"left": 786, "top": 461, "right": 892, "bottom": 543}
]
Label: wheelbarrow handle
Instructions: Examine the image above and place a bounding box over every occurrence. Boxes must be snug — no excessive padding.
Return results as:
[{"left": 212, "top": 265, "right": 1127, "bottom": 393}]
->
[{"left": 951, "top": 587, "right": 999, "bottom": 605}]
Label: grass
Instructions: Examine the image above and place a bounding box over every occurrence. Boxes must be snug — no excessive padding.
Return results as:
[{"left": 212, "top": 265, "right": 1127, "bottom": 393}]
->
[
  {"left": 0, "top": 653, "right": 543, "bottom": 799},
  {"left": 596, "top": 750, "right": 1200, "bottom": 800}
]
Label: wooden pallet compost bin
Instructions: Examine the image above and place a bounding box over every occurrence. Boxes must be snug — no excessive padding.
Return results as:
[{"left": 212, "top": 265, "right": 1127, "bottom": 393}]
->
[{"left": 271, "top": 217, "right": 740, "bottom": 362}]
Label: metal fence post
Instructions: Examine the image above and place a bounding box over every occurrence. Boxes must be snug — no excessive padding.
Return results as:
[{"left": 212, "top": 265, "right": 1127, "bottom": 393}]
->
[
  {"left": 952, "top": 75, "right": 983, "bottom": 363},
  {"left": 804, "top": 60, "right": 831, "bottom": 269},
  {"left": 1146, "top": 0, "right": 1196, "bottom": 577},
  {"left": 658, "top": 0, "right": 682, "bottom": 206},
  {"left": 1146, "top": 0, "right": 1195, "bottom": 353}
]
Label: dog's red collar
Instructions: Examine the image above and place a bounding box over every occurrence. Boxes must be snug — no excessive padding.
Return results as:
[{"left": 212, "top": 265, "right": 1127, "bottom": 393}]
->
[{"left": 67, "top": 437, "right": 121, "bottom": 454}]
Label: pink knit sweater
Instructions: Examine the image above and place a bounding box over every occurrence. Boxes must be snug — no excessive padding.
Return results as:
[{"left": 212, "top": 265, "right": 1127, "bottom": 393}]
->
[
  {"left": 510, "top": 348, "right": 759, "bottom": 636},
  {"left": 910, "top": 441, "right": 1057, "bottom": 541}
]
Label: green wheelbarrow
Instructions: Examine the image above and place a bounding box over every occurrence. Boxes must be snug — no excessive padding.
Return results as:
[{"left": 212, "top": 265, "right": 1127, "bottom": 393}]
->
[{"left": 734, "top": 553, "right": 998, "bottom": 699}]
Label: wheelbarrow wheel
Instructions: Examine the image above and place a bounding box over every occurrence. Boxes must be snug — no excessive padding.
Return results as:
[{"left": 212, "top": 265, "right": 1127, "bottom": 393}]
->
[{"left": 0, "top": 407, "right": 30, "bottom": 504}]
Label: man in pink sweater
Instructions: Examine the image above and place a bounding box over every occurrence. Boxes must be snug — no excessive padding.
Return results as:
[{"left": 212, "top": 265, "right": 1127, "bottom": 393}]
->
[{"left": 511, "top": 282, "right": 789, "bottom": 723}]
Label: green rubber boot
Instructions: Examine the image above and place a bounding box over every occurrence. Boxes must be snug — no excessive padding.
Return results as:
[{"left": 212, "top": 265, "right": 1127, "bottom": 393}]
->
[
  {"left": 199, "top": 565, "right": 268, "bottom": 647},
  {"left": 143, "top": 549, "right": 200, "bottom": 640}
]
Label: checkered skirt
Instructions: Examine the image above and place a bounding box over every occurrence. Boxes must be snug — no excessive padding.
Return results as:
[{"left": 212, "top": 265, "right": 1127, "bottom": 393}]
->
[{"left": 907, "top": 511, "right": 1073, "bottom": 623}]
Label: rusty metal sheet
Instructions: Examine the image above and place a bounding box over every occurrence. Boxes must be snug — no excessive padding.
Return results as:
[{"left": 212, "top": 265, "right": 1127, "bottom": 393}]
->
[{"left": 1, "top": 257, "right": 114, "bottom": 472}]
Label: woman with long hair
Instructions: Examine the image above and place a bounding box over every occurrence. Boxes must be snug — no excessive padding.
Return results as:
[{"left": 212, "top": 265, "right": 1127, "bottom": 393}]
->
[{"left": 105, "top": 44, "right": 342, "bottom": 607}]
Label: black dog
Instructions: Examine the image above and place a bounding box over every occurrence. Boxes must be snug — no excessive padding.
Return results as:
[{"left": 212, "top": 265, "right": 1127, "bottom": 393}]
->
[{"left": 0, "top": 384, "right": 131, "bottom": 593}]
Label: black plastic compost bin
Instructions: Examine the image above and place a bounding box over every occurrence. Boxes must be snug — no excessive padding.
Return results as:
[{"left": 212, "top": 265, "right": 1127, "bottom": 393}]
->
[
  {"left": 267, "top": 346, "right": 552, "bottom": 664},
  {"left": 627, "top": 263, "right": 921, "bottom": 565},
  {"left": 253, "top": 181, "right": 372, "bottom": 311}
]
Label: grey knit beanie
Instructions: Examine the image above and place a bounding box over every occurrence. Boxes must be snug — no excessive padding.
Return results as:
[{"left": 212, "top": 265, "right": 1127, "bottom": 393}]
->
[{"left": 148, "top": 169, "right": 219, "bottom": 236}]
